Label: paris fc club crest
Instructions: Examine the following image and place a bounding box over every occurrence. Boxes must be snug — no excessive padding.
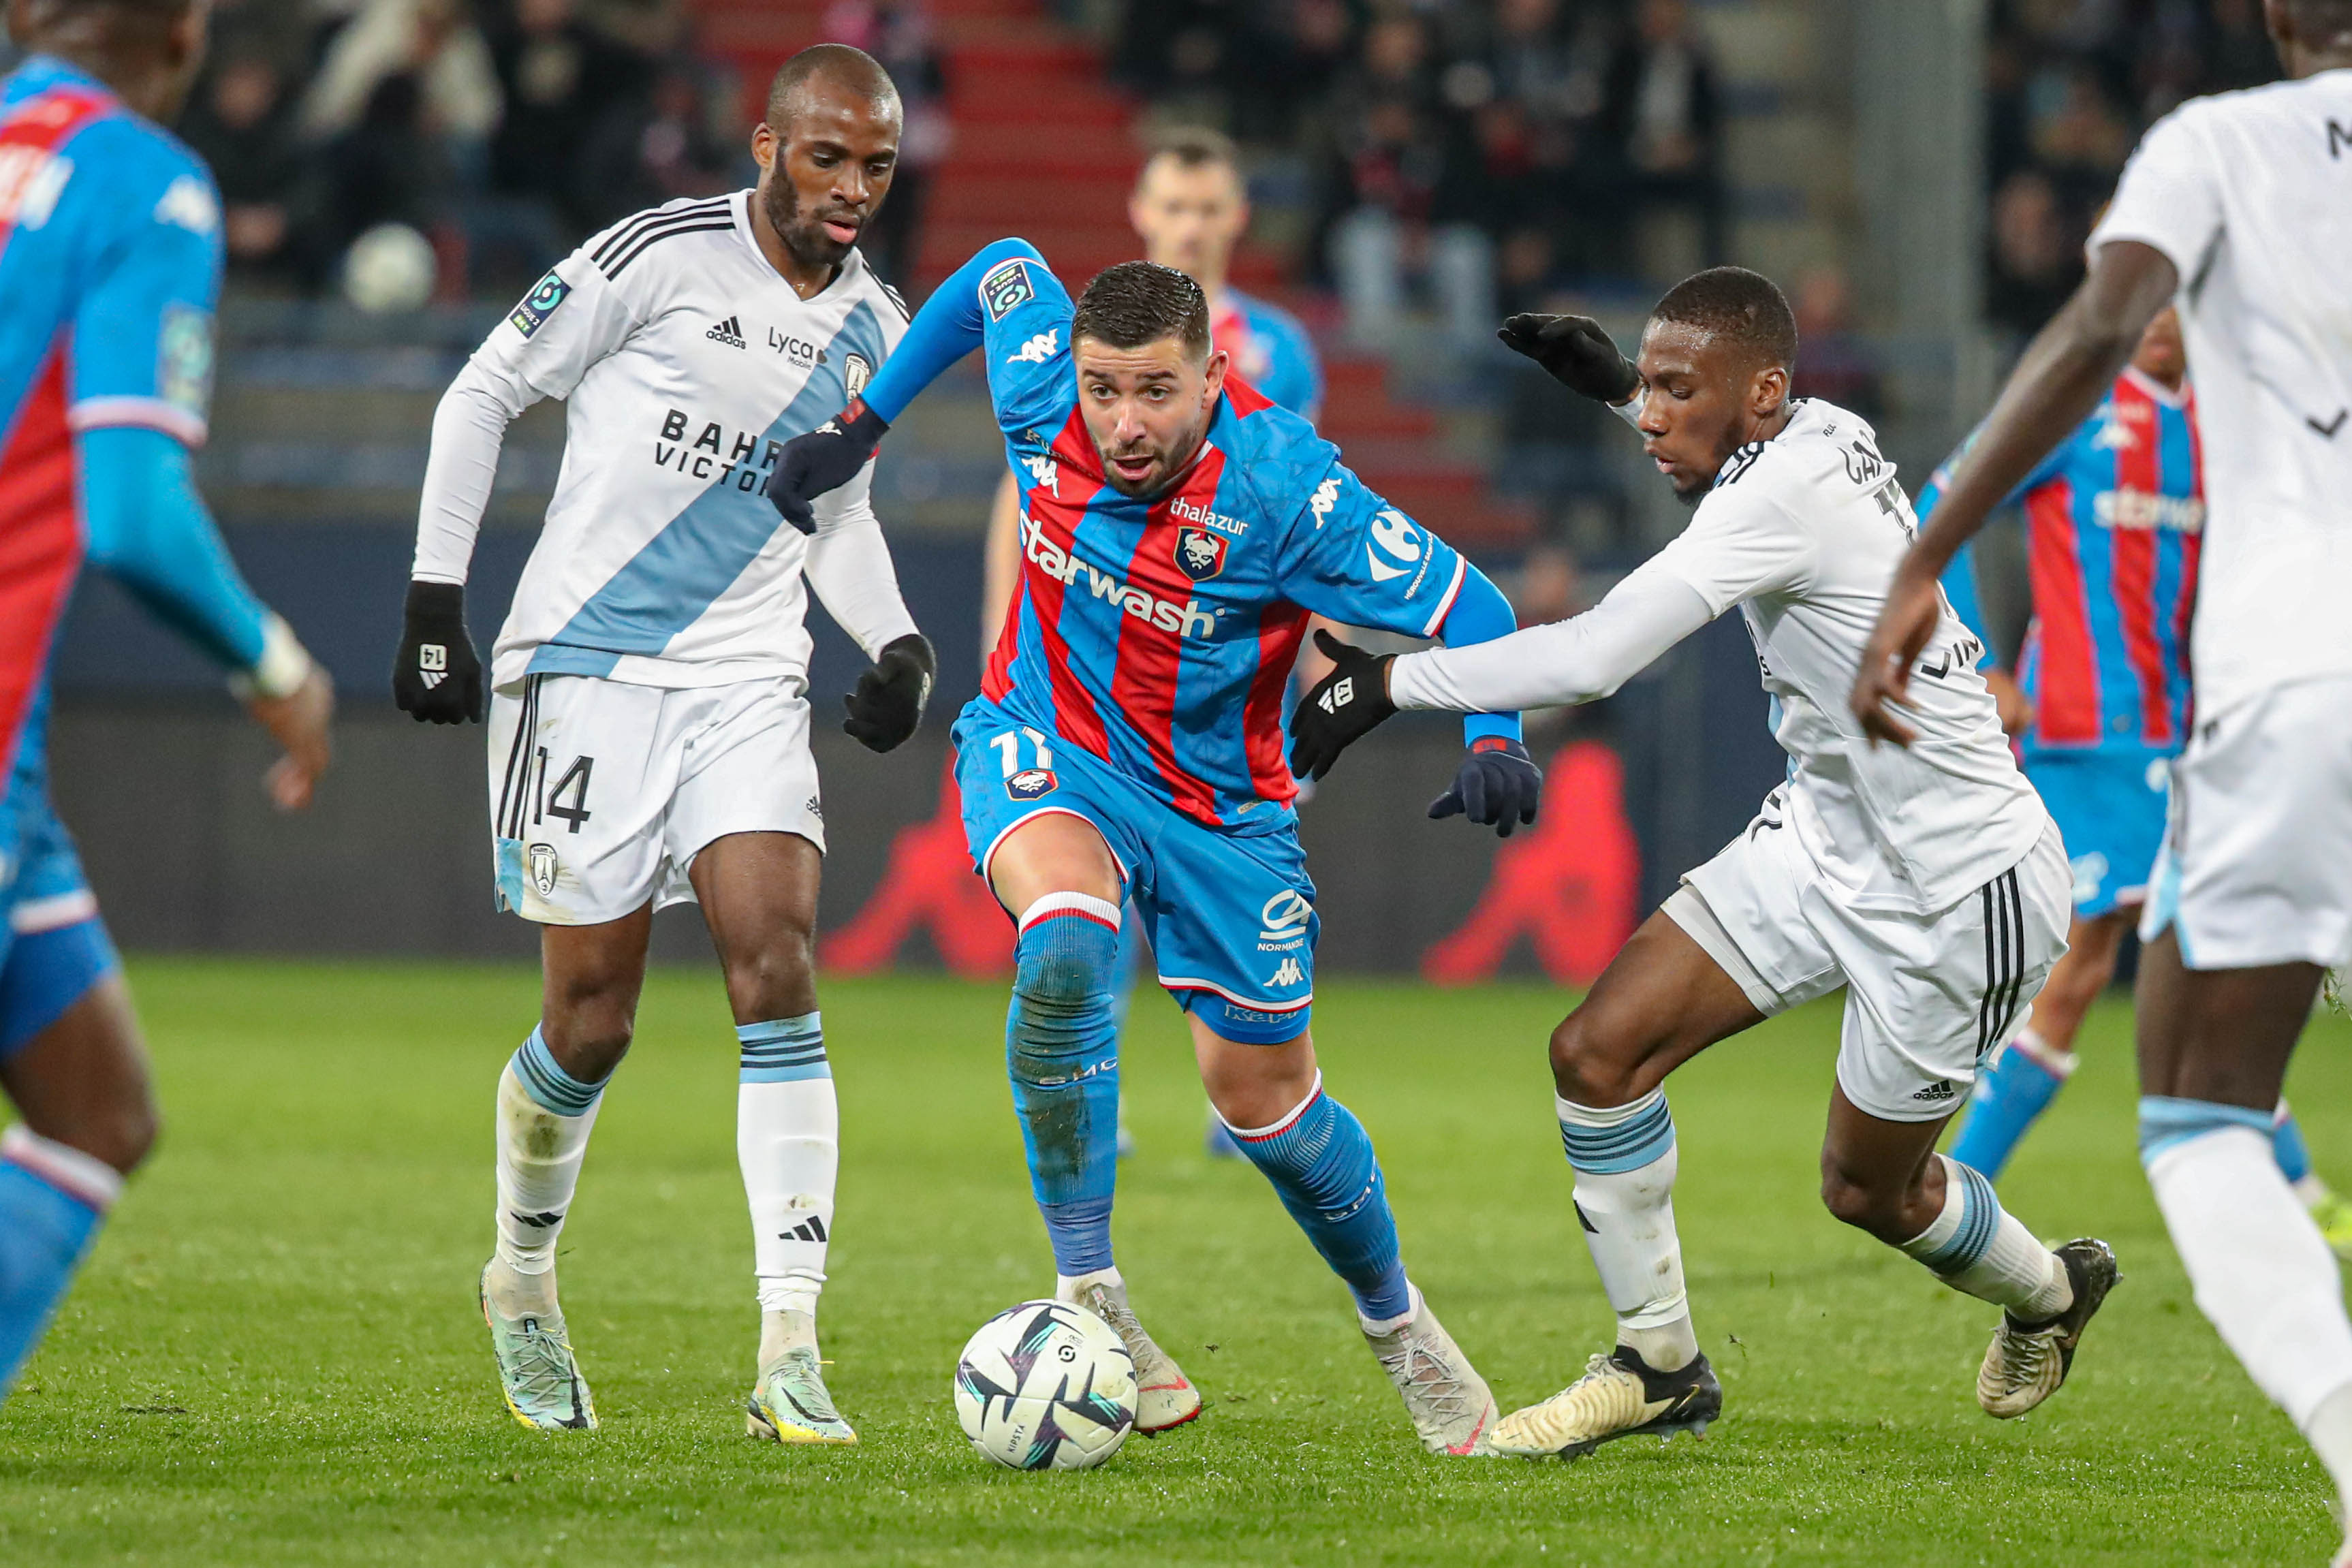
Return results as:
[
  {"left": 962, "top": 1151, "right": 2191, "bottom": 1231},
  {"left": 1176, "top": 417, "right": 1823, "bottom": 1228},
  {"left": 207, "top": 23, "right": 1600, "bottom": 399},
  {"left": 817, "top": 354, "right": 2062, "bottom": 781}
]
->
[
  {"left": 528, "top": 842, "right": 559, "bottom": 898},
  {"left": 1175, "top": 527, "right": 1227, "bottom": 581},
  {"left": 1007, "top": 768, "right": 1057, "bottom": 800}
]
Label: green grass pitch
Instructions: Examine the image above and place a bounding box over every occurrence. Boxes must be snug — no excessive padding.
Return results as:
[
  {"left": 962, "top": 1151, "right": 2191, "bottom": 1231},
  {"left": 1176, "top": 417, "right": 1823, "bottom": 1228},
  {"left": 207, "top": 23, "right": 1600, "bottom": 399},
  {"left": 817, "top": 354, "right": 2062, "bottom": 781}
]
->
[{"left": 0, "top": 958, "right": 2345, "bottom": 1565}]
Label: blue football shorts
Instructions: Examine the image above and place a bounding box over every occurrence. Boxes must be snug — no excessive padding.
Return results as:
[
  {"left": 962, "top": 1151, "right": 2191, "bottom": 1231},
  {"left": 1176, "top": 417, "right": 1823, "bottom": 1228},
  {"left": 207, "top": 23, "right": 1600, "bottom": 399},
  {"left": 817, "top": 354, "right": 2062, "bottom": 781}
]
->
[
  {"left": 0, "top": 777, "right": 118, "bottom": 1060},
  {"left": 2023, "top": 747, "right": 2171, "bottom": 920},
  {"left": 952, "top": 700, "right": 1316, "bottom": 1044}
]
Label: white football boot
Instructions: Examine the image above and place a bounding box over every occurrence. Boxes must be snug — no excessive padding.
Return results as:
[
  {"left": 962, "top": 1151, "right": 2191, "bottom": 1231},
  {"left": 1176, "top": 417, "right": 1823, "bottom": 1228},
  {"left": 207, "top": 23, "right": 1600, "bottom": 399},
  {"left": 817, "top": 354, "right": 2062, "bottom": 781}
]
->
[
  {"left": 479, "top": 1264, "right": 597, "bottom": 1432},
  {"left": 1490, "top": 1346, "right": 1719, "bottom": 1459},
  {"left": 1977, "top": 1237, "right": 2118, "bottom": 1418},
  {"left": 1061, "top": 1274, "right": 1201, "bottom": 1433},
  {"left": 1364, "top": 1290, "right": 1499, "bottom": 1456}
]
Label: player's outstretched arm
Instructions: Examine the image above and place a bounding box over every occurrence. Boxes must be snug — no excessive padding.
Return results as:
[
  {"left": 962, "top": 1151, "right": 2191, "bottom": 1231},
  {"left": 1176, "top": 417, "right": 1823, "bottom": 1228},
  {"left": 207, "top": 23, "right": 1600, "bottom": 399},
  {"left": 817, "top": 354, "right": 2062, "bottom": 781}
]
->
[
  {"left": 79, "top": 426, "right": 334, "bottom": 809},
  {"left": 1499, "top": 313, "right": 1645, "bottom": 428},
  {"left": 764, "top": 238, "right": 1049, "bottom": 534},
  {"left": 1852, "top": 239, "right": 2176, "bottom": 746}
]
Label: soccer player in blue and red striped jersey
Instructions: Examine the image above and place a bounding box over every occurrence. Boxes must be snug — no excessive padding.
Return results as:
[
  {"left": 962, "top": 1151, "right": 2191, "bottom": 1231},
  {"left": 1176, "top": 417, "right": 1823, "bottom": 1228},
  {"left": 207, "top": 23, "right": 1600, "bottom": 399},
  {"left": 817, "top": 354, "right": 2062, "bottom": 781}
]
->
[
  {"left": 1929, "top": 309, "right": 2346, "bottom": 1232},
  {"left": 768, "top": 240, "right": 1537, "bottom": 1455},
  {"left": 0, "top": 0, "right": 332, "bottom": 1407}
]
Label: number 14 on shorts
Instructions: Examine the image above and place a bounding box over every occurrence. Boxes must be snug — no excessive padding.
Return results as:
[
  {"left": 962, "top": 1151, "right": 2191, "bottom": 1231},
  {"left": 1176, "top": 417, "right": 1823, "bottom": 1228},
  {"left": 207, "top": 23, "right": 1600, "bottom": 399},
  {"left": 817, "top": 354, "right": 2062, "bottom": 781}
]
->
[{"left": 527, "top": 749, "right": 595, "bottom": 834}]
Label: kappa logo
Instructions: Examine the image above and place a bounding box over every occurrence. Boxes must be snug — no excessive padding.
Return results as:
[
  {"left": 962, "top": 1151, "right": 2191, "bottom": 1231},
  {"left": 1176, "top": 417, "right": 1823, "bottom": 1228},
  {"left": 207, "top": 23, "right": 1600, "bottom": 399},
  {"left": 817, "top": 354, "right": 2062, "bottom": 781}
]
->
[
  {"left": 1007, "top": 768, "right": 1057, "bottom": 800},
  {"left": 706, "top": 314, "right": 748, "bottom": 349},
  {"left": 528, "top": 842, "right": 560, "bottom": 898},
  {"left": 2069, "top": 851, "right": 2110, "bottom": 906},
  {"left": 1911, "top": 1079, "right": 1958, "bottom": 1104},
  {"left": 1365, "top": 508, "right": 1424, "bottom": 583},
  {"left": 1022, "top": 452, "right": 1060, "bottom": 497},
  {"left": 1258, "top": 889, "right": 1313, "bottom": 943},
  {"left": 1268, "top": 957, "right": 1305, "bottom": 988},
  {"left": 153, "top": 174, "right": 218, "bottom": 236},
  {"left": 1308, "top": 476, "right": 1340, "bottom": 530},
  {"left": 1007, "top": 328, "right": 1059, "bottom": 365},
  {"left": 1175, "top": 526, "right": 1227, "bottom": 581}
]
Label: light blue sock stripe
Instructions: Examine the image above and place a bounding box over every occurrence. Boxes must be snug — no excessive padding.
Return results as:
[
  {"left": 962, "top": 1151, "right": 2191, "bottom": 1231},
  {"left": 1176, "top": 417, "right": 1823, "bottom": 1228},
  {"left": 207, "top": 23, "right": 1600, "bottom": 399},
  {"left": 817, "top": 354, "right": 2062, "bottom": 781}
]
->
[
  {"left": 2139, "top": 1096, "right": 2274, "bottom": 1165},
  {"left": 739, "top": 1015, "right": 827, "bottom": 1084},
  {"left": 511, "top": 1026, "right": 603, "bottom": 1116},
  {"left": 1558, "top": 1097, "right": 1676, "bottom": 1175},
  {"left": 1919, "top": 1161, "right": 2000, "bottom": 1273}
]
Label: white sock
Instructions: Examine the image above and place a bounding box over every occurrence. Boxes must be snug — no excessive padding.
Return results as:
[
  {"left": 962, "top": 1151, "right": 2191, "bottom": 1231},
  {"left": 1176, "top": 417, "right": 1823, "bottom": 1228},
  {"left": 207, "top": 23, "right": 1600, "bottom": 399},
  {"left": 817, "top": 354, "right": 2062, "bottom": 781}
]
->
[
  {"left": 490, "top": 1041, "right": 603, "bottom": 1313},
  {"left": 1358, "top": 1281, "right": 1420, "bottom": 1338},
  {"left": 1056, "top": 1265, "right": 1125, "bottom": 1300},
  {"left": 2145, "top": 1118, "right": 2352, "bottom": 1429},
  {"left": 1900, "top": 1155, "right": 2071, "bottom": 1319},
  {"left": 1557, "top": 1091, "right": 1699, "bottom": 1371},
  {"left": 2007, "top": 1026, "right": 2077, "bottom": 1078},
  {"left": 737, "top": 1015, "right": 836, "bottom": 1321}
]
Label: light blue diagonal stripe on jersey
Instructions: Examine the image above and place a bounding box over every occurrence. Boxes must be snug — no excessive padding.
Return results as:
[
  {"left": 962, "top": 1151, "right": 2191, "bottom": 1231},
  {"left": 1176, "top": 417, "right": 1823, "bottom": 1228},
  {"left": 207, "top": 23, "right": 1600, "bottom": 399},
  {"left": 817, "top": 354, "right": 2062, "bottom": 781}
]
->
[{"left": 533, "top": 300, "right": 890, "bottom": 665}]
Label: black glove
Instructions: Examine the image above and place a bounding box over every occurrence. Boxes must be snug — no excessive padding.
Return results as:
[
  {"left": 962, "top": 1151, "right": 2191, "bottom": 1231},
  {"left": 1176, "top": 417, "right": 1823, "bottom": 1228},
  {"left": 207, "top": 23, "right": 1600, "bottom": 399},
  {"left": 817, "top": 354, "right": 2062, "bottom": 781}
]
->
[
  {"left": 843, "top": 632, "right": 935, "bottom": 753},
  {"left": 392, "top": 579, "right": 484, "bottom": 723},
  {"left": 764, "top": 398, "right": 890, "bottom": 535},
  {"left": 1429, "top": 737, "right": 1543, "bottom": 838},
  {"left": 1497, "top": 313, "right": 1641, "bottom": 405},
  {"left": 1287, "top": 628, "right": 1396, "bottom": 781}
]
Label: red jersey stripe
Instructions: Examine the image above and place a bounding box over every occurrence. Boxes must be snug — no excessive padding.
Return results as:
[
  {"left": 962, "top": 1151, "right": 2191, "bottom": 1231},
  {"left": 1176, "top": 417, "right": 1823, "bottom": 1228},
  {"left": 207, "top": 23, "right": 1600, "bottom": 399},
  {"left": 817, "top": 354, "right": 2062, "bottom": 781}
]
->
[
  {"left": 2106, "top": 379, "right": 2174, "bottom": 745},
  {"left": 1243, "top": 602, "right": 1306, "bottom": 804},
  {"left": 1113, "top": 450, "right": 1226, "bottom": 826},
  {"left": 0, "top": 346, "right": 84, "bottom": 778},
  {"left": 981, "top": 564, "right": 1025, "bottom": 702},
  {"left": 2027, "top": 477, "right": 2101, "bottom": 744}
]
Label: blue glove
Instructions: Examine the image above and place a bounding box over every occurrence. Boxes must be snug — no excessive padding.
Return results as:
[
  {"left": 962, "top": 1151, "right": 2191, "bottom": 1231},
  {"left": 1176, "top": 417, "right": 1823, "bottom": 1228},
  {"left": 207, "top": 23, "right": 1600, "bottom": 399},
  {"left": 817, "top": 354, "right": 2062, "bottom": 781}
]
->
[
  {"left": 764, "top": 398, "right": 889, "bottom": 535},
  {"left": 1429, "top": 738, "right": 1542, "bottom": 838}
]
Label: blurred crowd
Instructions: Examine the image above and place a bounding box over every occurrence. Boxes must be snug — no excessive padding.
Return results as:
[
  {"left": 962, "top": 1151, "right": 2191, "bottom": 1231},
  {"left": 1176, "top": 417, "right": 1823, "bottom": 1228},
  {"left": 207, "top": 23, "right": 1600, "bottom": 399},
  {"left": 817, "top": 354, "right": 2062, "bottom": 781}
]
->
[
  {"left": 1984, "top": 0, "right": 2278, "bottom": 339},
  {"left": 1112, "top": 0, "right": 1724, "bottom": 348}
]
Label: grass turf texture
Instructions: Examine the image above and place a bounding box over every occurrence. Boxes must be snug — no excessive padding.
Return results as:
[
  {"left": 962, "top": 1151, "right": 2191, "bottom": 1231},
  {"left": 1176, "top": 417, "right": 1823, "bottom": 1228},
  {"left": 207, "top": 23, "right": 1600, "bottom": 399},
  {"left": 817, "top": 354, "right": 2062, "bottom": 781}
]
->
[{"left": 1, "top": 960, "right": 2343, "bottom": 1565}]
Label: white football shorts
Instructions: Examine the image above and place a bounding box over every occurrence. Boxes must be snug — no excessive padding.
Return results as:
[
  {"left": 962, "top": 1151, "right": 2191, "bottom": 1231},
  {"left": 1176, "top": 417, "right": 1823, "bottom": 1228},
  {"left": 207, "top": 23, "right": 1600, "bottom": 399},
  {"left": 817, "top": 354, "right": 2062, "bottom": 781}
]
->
[
  {"left": 1665, "top": 791, "right": 2071, "bottom": 1123},
  {"left": 2140, "top": 673, "right": 2352, "bottom": 971},
  {"left": 486, "top": 673, "right": 824, "bottom": 926}
]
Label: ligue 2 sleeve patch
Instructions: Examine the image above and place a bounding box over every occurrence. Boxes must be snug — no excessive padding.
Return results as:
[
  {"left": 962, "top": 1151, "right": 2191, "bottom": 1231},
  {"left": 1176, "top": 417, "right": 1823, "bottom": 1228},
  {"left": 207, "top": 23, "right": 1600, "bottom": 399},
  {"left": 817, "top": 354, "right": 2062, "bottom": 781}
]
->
[
  {"left": 157, "top": 303, "right": 214, "bottom": 421},
  {"left": 509, "top": 271, "right": 572, "bottom": 339},
  {"left": 982, "top": 259, "right": 1035, "bottom": 322}
]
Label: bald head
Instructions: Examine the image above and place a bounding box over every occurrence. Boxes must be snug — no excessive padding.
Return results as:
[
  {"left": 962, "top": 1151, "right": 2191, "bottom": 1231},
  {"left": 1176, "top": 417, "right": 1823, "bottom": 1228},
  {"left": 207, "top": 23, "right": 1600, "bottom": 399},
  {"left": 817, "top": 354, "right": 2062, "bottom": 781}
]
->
[
  {"left": 764, "top": 43, "right": 900, "bottom": 131},
  {"left": 5, "top": 0, "right": 207, "bottom": 119}
]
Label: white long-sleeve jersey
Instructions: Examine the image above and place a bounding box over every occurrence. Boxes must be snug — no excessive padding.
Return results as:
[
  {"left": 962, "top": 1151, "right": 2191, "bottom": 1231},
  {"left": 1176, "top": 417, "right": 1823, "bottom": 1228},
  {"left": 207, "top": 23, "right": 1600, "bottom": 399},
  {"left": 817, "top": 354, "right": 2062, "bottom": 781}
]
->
[
  {"left": 413, "top": 189, "right": 920, "bottom": 692},
  {"left": 1392, "top": 397, "right": 2050, "bottom": 914}
]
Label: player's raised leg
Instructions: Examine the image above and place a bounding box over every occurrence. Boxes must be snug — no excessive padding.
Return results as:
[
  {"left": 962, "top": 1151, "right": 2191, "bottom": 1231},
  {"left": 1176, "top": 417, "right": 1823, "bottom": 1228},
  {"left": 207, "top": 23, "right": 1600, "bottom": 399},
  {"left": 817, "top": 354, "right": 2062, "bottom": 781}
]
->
[
  {"left": 988, "top": 811, "right": 1198, "bottom": 1432},
  {"left": 1197, "top": 1016, "right": 1498, "bottom": 1456},
  {"left": 691, "top": 831, "right": 855, "bottom": 1445},
  {"left": 1490, "top": 911, "right": 1757, "bottom": 1458},
  {"left": 482, "top": 911, "right": 649, "bottom": 1432},
  {"left": 0, "top": 962, "right": 153, "bottom": 1406}
]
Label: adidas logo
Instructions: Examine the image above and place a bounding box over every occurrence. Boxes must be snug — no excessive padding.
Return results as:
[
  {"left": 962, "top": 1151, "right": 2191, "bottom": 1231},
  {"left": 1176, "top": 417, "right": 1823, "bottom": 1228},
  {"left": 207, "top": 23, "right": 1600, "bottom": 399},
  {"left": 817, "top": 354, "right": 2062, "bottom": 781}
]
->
[
  {"left": 1912, "top": 1079, "right": 1958, "bottom": 1103},
  {"left": 779, "top": 1215, "right": 828, "bottom": 1244},
  {"left": 509, "top": 1208, "right": 564, "bottom": 1229},
  {"left": 706, "top": 314, "right": 747, "bottom": 348},
  {"left": 805, "top": 795, "right": 824, "bottom": 820}
]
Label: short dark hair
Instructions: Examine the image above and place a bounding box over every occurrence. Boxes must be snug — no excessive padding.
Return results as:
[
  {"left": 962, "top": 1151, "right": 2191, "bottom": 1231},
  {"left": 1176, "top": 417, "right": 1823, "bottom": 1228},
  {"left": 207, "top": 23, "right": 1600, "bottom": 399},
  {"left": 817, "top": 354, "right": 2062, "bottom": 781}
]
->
[
  {"left": 765, "top": 42, "right": 898, "bottom": 128},
  {"left": 1072, "top": 261, "right": 1212, "bottom": 360},
  {"left": 1652, "top": 266, "right": 1799, "bottom": 373},
  {"left": 1142, "top": 125, "right": 1240, "bottom": 180}
]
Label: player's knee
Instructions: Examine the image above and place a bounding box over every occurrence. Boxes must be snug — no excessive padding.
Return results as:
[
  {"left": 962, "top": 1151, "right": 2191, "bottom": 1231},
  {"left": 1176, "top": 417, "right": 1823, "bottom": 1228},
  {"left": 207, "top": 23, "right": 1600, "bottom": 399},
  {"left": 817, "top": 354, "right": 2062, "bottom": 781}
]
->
[
  {"left": 1817, "top": 1157, "right": 1910, "bottom": 1241},
  {"left": 1548, "top": 1008, "right": 1648, "bottom": 1108},
  {"left": 720, "top": 928, "right": 817, "bottom": 1022},
  {"left": 54, "top": 1085, "right": 159, "bottom": 1177}
]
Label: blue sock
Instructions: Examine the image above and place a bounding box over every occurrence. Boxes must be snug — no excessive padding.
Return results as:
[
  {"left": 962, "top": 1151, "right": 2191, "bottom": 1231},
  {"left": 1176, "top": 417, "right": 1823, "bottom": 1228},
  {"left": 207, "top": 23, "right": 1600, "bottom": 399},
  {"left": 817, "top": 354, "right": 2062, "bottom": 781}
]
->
[
  {"left": 509, "top": 1024, "right": 607, "bottom": 1114},
  {"left": 1948, "top": 1038, "right": 2069, "bottom": 1180},
  {"left": 1225, "top": 1076, "right": 1412, "bottom": 1323},
  {"left": 738, "top": 1014, "right": 828, "bottom": 1082},
  {"left": 2272, "top": 1101, "right": 2316, "bottom": 1187},
  {"left": 0, "top": 1126, "right": 121, "bottom": 1407},
  {"left": 1007, "top": 896, "right": 1124, "bottom": 1276},
  {"left": 2139, "top": 1095, "right": 2276, "bottom": 1165}
]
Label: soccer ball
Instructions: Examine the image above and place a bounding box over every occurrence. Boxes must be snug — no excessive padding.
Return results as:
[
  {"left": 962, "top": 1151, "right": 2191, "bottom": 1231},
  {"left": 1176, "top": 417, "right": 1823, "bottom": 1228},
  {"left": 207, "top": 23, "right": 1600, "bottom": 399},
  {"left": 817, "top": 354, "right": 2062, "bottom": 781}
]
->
[
  {"left": 952, "top": 1299, "right": 1137, "bottom": 1470},
  {"left": 342, "top": 223, "right": 437, "bottom": 313}
]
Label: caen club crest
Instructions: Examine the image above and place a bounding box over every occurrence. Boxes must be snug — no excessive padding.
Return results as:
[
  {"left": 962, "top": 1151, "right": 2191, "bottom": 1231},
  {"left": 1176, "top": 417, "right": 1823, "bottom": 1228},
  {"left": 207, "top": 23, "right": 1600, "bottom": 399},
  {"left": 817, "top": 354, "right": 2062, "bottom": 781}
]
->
[
  {"left": 1007, "top": 768, "right": 1058, "bottom": 800},
  {"left": 1175, "top": 527, "right": 1227, "bottom": 581}
]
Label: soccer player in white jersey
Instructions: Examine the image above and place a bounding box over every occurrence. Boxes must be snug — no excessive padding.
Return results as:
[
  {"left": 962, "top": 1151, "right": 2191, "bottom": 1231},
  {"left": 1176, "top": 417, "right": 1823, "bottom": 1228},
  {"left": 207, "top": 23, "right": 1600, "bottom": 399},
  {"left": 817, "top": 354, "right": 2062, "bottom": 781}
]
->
[
  {"left": 392, "top": 45, "right": 935, "bottom": 1444},
  {"left": 1291, "top": 270, "right": 2118, "bottom": 1458},
  {"left": 1853, "top": 5, "right": 2352, "bottom": 1557}
]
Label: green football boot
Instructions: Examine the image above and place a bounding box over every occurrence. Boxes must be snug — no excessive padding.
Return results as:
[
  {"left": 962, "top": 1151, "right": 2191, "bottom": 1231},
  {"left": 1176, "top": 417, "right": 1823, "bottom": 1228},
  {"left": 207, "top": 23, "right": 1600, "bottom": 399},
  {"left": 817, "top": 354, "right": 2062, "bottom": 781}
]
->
[{"left": 747, "top": 1346, "right": 857, "bottom": 1444}]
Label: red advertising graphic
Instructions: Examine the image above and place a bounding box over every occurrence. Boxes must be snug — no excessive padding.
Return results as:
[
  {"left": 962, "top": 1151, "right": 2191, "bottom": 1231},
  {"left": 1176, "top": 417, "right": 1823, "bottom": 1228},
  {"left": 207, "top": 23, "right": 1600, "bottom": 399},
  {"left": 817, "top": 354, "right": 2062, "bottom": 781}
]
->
[
  {"left": 1421, "top": 740, "right": 1640, "bottom": 986},
  {"left": 819, "top": 757, "right": 1014, "bottom": 979}
]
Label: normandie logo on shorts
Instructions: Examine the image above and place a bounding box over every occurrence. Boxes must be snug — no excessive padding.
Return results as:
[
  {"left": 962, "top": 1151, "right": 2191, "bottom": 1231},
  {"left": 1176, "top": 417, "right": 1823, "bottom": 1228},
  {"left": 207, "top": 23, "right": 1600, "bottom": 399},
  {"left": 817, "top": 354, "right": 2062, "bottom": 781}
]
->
[{"left": 529, "top": 843, "right": 559, "bottom": 898}]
